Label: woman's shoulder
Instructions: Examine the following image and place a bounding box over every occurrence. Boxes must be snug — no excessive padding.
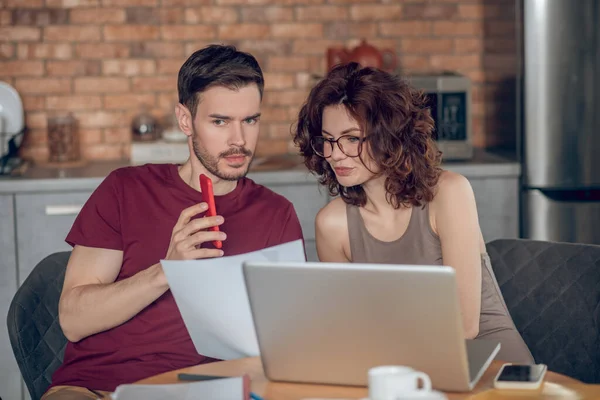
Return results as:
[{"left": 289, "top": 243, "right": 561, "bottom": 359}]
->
[
  {"left": 433, "top": 170, "right": 475, "bottom": 201},
  {"left": 315, "top": 197, "right": 348, "bottom": 234}
]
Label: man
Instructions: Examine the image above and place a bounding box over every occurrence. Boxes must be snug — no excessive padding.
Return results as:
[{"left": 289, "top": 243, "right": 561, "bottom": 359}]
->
[{"left": 42, "top": 45, "right": 304, "bottom": 400}]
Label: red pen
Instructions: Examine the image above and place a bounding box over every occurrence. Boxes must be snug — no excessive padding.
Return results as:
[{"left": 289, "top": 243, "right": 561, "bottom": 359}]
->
[{"left": 199, "top": 174, "right": 222, "bottom": 249}]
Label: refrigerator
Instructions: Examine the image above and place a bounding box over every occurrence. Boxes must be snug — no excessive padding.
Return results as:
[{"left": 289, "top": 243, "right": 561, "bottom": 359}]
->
[{"left": 521, "top": 0, "right": 600, "bottom": 244}]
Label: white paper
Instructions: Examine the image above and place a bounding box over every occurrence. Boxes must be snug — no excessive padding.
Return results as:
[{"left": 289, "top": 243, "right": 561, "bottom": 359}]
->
[
  {"left": 111, "top": 377, "right": 245, "bottom": 400},
  {"left": 161, "top": 239, "right": 306, "bottom": 360}
]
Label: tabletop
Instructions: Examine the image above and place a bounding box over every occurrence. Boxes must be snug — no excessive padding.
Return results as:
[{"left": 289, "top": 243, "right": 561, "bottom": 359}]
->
[{"left": 134, "top": 357, "right": 600, "bottom": 399}]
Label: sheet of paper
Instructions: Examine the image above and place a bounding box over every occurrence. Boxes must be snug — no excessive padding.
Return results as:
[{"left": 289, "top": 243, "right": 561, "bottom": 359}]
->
[
  {"left": 111, "top": 376, "right": 246, "bottom": 400},
  {"left": 161, "top": 239, "right": 306, "bottom": 360}
]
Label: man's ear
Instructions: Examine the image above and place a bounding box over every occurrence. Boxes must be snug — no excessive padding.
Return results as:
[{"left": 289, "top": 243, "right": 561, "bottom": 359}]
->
[{"left": 175, "top": 103, "right": 193, "bottom": 138}]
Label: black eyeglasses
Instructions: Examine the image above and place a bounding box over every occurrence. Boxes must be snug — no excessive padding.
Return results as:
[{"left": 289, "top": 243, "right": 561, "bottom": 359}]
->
[{"left": 310, "top": 135, "right": 367, "bottom": 158}]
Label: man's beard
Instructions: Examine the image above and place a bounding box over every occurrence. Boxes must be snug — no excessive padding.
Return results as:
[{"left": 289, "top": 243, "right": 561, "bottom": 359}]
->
[{"left": 191, "top": 129, "right": 254, "bottom": 181}]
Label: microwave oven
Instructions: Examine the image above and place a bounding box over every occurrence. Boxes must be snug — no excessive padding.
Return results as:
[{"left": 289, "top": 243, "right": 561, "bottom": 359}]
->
[{"left": 407, "top": 73, "right": 473, "bottom": 160}]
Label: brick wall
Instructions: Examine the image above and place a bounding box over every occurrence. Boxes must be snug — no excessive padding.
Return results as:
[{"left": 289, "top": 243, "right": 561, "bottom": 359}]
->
[{"left": 0, "top": 0, "right": 517, "bottom": 163}]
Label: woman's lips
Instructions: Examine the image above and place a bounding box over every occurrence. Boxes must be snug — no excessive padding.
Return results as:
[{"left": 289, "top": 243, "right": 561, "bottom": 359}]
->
[{"left": 334, "top": 167, "right": 354, "bottom": 176}]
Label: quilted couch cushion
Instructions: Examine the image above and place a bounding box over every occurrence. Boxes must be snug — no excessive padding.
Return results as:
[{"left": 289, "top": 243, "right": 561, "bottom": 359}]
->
[
  {"left": 487, "top": 239, "right": 600, "bottom": 383},
  {"left": 7, "top": 252, "right": 70, "bottom": 400}
]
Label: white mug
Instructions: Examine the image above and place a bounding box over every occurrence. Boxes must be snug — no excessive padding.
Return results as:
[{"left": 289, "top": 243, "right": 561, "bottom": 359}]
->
[{"left": 369, "top": 365, "right": 432, "bottom": 400}]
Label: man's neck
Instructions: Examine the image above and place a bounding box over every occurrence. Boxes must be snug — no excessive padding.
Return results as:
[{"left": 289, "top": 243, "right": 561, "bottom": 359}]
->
[{"left": 178, "top": 159, "right": 238, "bottom": 196}]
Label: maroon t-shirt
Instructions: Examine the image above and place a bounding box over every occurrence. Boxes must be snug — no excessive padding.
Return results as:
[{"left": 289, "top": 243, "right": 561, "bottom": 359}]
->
[{"left": 49, "top": 164, "right": 304, "bottom": 391}]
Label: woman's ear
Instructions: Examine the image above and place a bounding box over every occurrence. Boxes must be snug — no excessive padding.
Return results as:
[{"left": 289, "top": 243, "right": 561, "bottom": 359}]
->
[{"left": 175, "top": 103, "right": 193, "bottom": 138}]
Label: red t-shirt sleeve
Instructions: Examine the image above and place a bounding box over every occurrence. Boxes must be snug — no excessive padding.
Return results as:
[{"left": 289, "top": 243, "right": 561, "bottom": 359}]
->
[
  {"left": 276, "top": 203, "right": 304, "bottom": 245},
  {"left": 66, "top": 169, "right": 123, "bottom": 251}
]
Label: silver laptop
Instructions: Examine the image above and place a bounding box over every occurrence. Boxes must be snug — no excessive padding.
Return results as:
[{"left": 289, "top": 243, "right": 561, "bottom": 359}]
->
[{"left": 242, "top": 261, "right": 500, "bottom": 392}]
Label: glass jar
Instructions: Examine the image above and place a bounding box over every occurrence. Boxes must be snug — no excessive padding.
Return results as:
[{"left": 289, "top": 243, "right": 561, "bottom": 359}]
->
[{"left": 47, "top": 113, "right": 80, "bottom": 163}]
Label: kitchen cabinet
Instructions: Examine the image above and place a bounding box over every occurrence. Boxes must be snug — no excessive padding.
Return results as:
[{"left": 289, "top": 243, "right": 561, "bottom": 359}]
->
[{"left": 0, "top": 194, "right": 21, "bottom": 400}]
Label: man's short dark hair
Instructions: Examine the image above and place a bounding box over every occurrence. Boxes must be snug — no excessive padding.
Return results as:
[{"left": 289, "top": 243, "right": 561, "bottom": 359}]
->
[{"left": 178, "top": 44, "right": 264, "bottom": 118}]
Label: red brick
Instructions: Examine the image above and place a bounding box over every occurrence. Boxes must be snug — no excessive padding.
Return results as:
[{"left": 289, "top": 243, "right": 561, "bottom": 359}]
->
[
  {"left": 25, "top": 112, "right": 47, "bottom": 129},
  {"left": 14, "top": 78, "right": 71, "bottom": 94},
  {"left": 269, "top": 56, "right": 311, "bottom": 72},
  {"left": 433, "top": 21, "right": 483, "bottom": 36},
  {"left": 131, "top": 42, "right": 185, "bottom": 58},
  {"left": 75, "top": 43, "right": 130, "bottom": 59},
  {"left": 0, "top": 27, "right": 41, "bottom": 41},
  {"left": 104, "top": 128, "right": 132, "bottom": 144},
  {"left": 20, "top": 145, "right": 49, "bottom": 163},
  {"left": 454, "top": 38, "right": 484, "bottom": 54},
  {"left": 271, "top": 0, "right": 324, "bottom": 4},
  {"left": 185, "top": 7, "right": 238, "bottom": 23},
  {"left": 457, "top": 4, "right": 484, "bottom": 20},
  {"left": 401, "top": 38, "right": 453, "bottom": 54},
  {"left": 104, "top": 94, "right": 157, "bottom": 110},
  {"left": 11, "top": 9, "right": 69, "bottom": 25},
  {"left": 104, "top": 26, "right": 159, "bottom": 42},
  {"left": 485, "top": 38, "right": 516, "bottom": 53},
  {"left": 237, "top": 39, "right": 290, "bottom": 55},
  {"left": 44, "top": 26, "right": 101, "bottom": 42},
  {"left": 0, "top": 10, "right": 11, "bottom": 25},
  {"left": 103, "top": 60, "right": 156, "bottom": 76},
  {"left": 260, "top": 107, "right": 289, "bottom": 122},
  {"left": 327, "top": 0, "right": 375, "bottom": 3},
  {"left": 79, "top": 128, "right": 103, "bottom": 145},
  {"left": 295, "top": 72, "right": 315, "bottom": 89},
  {"left": 21, "top": 129, "right": 48, "bottom": 147},
  {"left": 215, "top": 0, "right": 276, "bottom": 4},
  {"left": 132, "top": 76, "right": 177, "bottom": 93},
  {"left": 350, "top": 5, "right": 402, "bottom": 20},
  {"left": 157, "top": 59, "right": 184, "bottom": 74},
  {"left": 263, "top": 73, "right": 295, "bottom": 90},
  {"left": 70, "top": 8, "right": 126, "bottom": 24},
  {"left": 126, "top": 7, "right": 184, "bottom": 24},
  {"left": 17, "top": 43, "right": 72, "bottom": 59},
  {"left": 46, "top": 0, "right": 99, "bottom": 6},
  {"left": 324, "top": 22, "right": 376, "bottom": 39},
  {"left": 3, "top": 0, "right": 44, "bottom": 7},
  {"left": 157, "top": 92, "right": 178, "bottom": 111},
  {"left": 102, "top": 0, "right": 157, "bottom": 5},
  {"left": 380, "top": 21, "right": 432, "bottom": 37},
  {"left": 0, "top": 44, "right": 13, "bottom": 59},
  {"left": 75, "top": 77, "right": 130, "bottom": 93},
  {"left": 430, "top": 54, "right": 481, "bottom": 71},
  {"left": 402, "top": 4, "right": 458, "bottom": 19},
  {"left": 272, "top": 23, "right": 323, "bottom": 38},
  {"left": 22, "top": 95, "right": 46, "bottom": 111},
  {"left": 296, "top": 6, "right": 349, "bottom": 21},
  {"left": 82, "top": 144, "right": 127, "bottom": 161},
  {"left": 166, "top": 0, "right": 211, "bottom": 4},
  {"left": 264, "top": 90, "right": 309, "bottom": 106},
  {"left": 485, "top": 21, "right": 515, "bottom": 37},
  {"left": 483, "top": 54, "right": 516, "bottom": 71},
  {"left": 47, "top": 95, "right": 102, "bottom": 110},
  {"left": 240, "top": 6, "right": 293, "bottom": 22},
  {"left": 218, "top": 24, "right": 269, "bottom": 40},
  {"left": 255, "top": 137, "right": 290, "bottom": 156},
  {"left": 292, "top": 39, "right": 343, "bottom": 55},
  {"left": 400, "top": 55, "right": 431, "bottom": 72},
  {"left": 47, "top": 60, "right": 101, "bottom": 76},
  {"left": 76, "top": 111, "right": 124, "bottom": 128},
  {"left": 184, "top": 41, "right": 217, "bottom": 56},
  {"left": 161, "top": 25, "right": 215, "bottom": 40},
  {"left": 0, "top": 61, "right": 44, "bottom": 76}
]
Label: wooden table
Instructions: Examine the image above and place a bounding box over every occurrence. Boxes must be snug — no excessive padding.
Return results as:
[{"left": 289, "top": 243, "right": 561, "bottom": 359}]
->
[{"left": 135, "top": 357, "right": 600, "bottom": 399}]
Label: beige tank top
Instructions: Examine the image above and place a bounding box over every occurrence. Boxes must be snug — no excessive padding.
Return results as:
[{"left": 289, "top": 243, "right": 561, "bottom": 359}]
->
[{"left": 346, "top": 203, "right": 516, "bottom": 337}]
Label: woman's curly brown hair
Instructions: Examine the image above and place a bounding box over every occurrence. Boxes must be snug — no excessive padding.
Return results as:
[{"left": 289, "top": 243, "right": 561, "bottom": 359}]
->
[{"left": 292, "top": 62, "right": 443, "bottom": 209}]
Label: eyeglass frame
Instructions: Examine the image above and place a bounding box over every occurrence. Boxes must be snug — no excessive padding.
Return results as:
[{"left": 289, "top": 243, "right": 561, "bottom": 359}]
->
[{"left": 310, "top": 134, "right": 368, "bottom": 158}]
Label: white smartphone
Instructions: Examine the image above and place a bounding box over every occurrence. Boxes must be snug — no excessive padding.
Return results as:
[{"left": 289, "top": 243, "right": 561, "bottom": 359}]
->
[{"left": 493, "top": 363, "right": 548, "bottom": 390}]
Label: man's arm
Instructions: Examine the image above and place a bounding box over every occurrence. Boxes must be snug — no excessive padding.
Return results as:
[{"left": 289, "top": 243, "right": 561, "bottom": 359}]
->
[
  {"left": 58, "top": 246, "right": 167, "bottom": 343},
  {"left": 59, "top": 203, "right": 226, "bottom": 342}
]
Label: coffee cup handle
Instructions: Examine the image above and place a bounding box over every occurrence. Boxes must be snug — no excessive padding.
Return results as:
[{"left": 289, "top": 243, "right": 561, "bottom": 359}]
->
[{"left": 414, "top": 372, "right": 432, "bottom": 391}]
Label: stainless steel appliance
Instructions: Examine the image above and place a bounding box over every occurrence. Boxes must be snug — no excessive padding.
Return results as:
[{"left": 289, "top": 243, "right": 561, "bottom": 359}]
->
[
  {"left": 522, "top": 0, "right": 600, "bottom": 244},
  {"left": 408, "top": 73, "right": 473, "bottom": 160}
]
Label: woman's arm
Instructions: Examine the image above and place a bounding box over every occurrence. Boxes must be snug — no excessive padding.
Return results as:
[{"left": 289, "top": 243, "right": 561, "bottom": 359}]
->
[
  {"left": 431, "top": 171, "right": 483, "bottom": 339},
  {"left": 315, "top": 198, "right": 351, "bottom": 262}
]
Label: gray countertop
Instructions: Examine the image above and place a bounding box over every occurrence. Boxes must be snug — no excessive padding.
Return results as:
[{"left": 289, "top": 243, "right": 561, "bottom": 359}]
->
[{"left": 0, "top": 148, "right": 519, "bottom": 194}]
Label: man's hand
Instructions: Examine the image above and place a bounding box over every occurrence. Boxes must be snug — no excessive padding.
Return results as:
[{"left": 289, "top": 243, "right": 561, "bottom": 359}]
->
[{"left": 165, "top": 202, "right": 227, "bottom": 260}]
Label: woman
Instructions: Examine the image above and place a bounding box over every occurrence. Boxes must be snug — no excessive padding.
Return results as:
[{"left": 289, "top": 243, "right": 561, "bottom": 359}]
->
[{"left": 293, "top": 62, "right": 533, "bottom": 364}]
